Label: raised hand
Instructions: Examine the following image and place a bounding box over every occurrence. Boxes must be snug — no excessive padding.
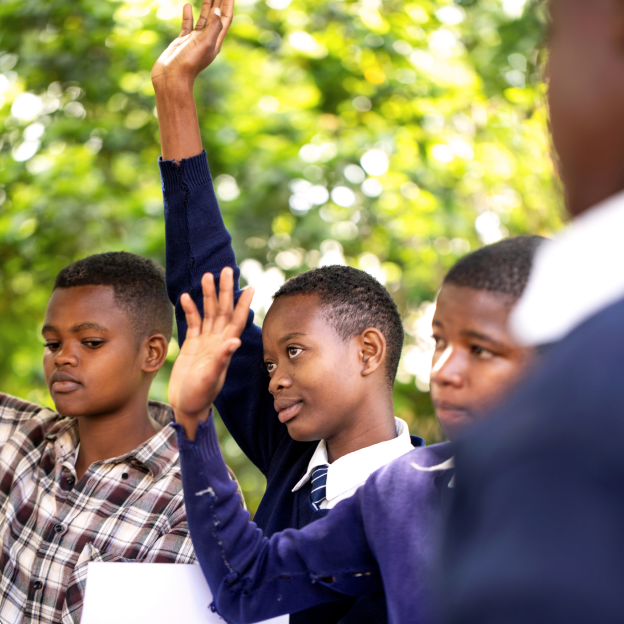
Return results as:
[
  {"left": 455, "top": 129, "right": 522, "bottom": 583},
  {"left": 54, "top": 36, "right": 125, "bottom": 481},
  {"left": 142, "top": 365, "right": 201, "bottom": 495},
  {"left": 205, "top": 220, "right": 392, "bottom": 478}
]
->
[
  {"left": 169, "top": 268, "right": 253, "bottom": 440},
  {"left": 151, "top": 0, "right": 235, "bottom": 87}
]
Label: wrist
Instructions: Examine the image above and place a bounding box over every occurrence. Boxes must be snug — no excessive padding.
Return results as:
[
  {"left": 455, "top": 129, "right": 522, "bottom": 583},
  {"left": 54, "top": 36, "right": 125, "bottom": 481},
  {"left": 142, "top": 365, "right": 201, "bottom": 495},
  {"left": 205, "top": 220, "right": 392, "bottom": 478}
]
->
[
  {"left": 173, "top": 407, "right": 211, "bottom": 442},
  {"left": 152, "top": 72, "right": 195, "bottom": 97}
]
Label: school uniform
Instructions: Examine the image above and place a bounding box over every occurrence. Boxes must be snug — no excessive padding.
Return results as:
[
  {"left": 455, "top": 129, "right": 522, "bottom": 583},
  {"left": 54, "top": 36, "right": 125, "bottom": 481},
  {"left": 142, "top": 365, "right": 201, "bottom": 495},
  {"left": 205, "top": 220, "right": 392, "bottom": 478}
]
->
[
  {"left": 160, "top": 151, "right": 424, "bottom": 624},
  {"left": 174, "top": 413, "right": 455, "bottom": 624},
  {"left": 442, "top": 191, "right": 624, "bottom": 624}
]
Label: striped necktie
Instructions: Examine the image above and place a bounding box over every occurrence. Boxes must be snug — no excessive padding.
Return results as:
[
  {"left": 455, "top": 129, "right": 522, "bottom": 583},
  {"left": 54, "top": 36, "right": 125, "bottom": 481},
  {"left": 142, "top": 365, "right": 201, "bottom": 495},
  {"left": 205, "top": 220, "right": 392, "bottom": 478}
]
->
[{"left": 310, "top": 464, "right": 329, "bottom": 510}]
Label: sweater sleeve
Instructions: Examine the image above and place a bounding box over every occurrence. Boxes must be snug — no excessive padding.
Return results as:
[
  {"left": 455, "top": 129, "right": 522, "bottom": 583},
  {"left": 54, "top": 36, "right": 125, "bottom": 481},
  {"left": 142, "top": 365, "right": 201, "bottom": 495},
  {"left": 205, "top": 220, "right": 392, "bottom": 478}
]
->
[
  {"left": 174, "top": 417, "right": 382, "bottom": 624},
  {"left": 160, "top": 152, "right": 286, "bottom": 475}
]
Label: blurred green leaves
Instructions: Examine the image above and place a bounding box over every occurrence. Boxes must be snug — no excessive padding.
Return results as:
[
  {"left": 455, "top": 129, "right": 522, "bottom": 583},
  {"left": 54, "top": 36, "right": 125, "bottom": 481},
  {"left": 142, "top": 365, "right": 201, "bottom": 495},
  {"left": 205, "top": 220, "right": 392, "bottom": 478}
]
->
[{"left": 0, "top": 0, "right": 561, "bottom": 513}]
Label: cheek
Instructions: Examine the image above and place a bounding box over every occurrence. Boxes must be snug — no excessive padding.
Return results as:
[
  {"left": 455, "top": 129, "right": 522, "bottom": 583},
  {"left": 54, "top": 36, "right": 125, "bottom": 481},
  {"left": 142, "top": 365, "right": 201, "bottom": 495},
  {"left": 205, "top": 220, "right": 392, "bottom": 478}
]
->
[
  {"left": 42, "top": 352, "right": 53, "bottom": 375},
  {"left": 474, "top": 360, "right": 525, "bottom": 407}
]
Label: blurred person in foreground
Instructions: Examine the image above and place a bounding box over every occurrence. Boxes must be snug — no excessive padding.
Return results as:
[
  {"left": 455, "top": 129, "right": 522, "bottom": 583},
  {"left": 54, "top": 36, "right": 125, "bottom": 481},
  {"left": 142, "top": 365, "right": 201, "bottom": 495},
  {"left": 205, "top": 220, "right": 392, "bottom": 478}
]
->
[
  {"left": 165, "top": 237, "right": 542, "bottom": 624},
  {"left": 442, "top": 1, "right": 624, "bottom": 622}
]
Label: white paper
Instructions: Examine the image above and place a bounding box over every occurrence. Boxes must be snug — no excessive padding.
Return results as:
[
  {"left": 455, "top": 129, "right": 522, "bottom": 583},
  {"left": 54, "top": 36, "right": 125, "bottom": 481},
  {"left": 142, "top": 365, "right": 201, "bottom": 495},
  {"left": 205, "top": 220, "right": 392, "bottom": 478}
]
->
[{"left": 80, "top": 562, "right": 289, "bottom": 624}]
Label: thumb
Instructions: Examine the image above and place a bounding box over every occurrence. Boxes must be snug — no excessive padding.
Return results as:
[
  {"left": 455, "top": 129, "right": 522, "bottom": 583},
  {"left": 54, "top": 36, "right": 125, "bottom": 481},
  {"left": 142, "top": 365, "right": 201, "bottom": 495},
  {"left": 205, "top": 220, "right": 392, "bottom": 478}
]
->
[{"left": 226, "top": 338, "right": 241, "bottom": 355}]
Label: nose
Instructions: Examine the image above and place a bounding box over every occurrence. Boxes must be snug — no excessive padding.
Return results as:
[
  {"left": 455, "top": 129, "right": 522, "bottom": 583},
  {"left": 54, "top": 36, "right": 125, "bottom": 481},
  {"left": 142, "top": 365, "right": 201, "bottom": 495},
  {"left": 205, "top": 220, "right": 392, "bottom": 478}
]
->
[
  {"left": 430, "top": 346, "right": 464, "bottom": 388},
  {"left": 268, "top": 369, "right": 292, "bottom": 396},
  {"left": 53, "top": 344, "right": 79, "bottom": 368}
]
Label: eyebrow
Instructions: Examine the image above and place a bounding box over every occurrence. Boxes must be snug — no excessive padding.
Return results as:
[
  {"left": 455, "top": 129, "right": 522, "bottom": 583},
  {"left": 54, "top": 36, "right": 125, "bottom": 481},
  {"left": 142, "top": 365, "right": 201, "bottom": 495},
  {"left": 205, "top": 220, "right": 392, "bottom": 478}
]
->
[
  {"left": 41, "top": 322, "right": 109, "bottom": 334},
  {"left": 461, "top": 330, "right": 505, "bottom": 349},
  {"left": 278, "top": 332, "right": 307, "bottom": 345}
]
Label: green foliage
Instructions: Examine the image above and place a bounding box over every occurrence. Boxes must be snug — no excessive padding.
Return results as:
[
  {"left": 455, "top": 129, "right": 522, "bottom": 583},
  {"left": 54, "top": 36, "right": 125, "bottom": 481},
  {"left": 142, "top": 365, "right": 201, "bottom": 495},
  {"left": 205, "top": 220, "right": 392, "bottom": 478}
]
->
[{"left": 0, "top": 0, "right": 561, "bottom": 513}]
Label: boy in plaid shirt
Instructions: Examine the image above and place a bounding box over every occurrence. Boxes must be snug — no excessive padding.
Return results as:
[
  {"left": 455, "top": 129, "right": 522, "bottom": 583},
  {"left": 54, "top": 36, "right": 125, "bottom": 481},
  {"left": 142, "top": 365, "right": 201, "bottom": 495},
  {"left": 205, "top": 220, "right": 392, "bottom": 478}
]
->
[{"left": 0, "top": 252, "right": 201, "bottom": 623}]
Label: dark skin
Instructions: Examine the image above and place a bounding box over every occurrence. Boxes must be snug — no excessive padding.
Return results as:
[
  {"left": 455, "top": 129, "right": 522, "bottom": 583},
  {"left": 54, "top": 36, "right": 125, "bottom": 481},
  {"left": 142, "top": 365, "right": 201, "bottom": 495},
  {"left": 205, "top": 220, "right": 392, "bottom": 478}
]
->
[
  {"left": 262, "top": 295, "right": 396, "bottom": 464},
  {"left": 430, "top": 284, "right": 533, "bottom": 441},
  {"left": 42, "top": 285, "right": 168, "bottom": 479},
  {"left": 169, "top": 271, "right": 396, "bottom": 463},
  {"left": 548, "top": 0, "right": 624, "bottom": 216},
  {"left": 152, "top": 5, "right": 397, "bottom": 462}
]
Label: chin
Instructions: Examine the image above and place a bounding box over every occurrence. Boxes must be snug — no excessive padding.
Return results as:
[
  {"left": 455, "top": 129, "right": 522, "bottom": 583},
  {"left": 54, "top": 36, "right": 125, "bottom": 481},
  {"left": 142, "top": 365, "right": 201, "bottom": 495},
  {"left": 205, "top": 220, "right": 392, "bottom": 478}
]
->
[
  {"left": 284, "top": 420, "right": 324, "bottom": 443},
  {"left": 51, "top": 396, "right": 94, "bottom": 419},
  {"left": 437, "top": 414, "right": 473, "bottom": 442}
]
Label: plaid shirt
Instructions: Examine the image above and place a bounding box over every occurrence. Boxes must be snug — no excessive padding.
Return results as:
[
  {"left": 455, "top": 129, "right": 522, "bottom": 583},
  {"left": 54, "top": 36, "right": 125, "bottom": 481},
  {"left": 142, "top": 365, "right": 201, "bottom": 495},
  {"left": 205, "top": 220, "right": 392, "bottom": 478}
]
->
[{"left": 0, "top": 392, "right": 200, "bottom": 624}]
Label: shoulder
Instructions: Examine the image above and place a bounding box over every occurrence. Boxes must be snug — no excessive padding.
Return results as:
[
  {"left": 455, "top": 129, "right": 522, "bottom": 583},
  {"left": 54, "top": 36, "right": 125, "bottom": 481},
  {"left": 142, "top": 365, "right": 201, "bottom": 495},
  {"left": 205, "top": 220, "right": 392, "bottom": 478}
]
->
[
  {"left": 374, "top": 442, "right": 454, "bottom": 478},
  {"left": 0, "top": 392, "right": 60, "bottom": 438},
  {"left": 362, "top": 442, "right": 454, "bottom": 503},
  {"left": 0, "top": 392, "right": 45, "bottom": 419}
]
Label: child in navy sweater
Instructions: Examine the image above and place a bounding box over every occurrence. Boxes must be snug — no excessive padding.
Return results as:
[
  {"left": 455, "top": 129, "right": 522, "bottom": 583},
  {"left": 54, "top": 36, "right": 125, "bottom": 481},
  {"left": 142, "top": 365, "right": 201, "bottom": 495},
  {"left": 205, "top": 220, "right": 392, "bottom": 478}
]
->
[
  {"left": 166, "top": 236, "right": 542, "bottom": 624},
  {"left": 152, "top": 5, "right": 422, "bottom": 622}
]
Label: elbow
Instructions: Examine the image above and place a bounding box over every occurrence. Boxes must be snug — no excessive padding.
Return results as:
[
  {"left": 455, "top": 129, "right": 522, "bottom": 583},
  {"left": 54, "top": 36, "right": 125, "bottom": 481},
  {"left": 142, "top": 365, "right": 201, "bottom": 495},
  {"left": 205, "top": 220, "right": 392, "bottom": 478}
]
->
[{"left": 214, "top": 579, "right": 287, "bottom": 624}]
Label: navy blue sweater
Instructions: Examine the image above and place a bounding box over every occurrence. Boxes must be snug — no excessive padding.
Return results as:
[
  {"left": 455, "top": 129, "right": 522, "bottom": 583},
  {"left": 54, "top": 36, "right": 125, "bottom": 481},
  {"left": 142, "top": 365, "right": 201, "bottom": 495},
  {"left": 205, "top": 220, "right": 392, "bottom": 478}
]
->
[
  {"left": 174, "top": 415, "right": 454, "bottom": 624},
  {"left": 442, "top": 296, "right": 624, "bottom": 623},
  {"left": 160, "top": 152, "right": 424, "bottom": 623}
]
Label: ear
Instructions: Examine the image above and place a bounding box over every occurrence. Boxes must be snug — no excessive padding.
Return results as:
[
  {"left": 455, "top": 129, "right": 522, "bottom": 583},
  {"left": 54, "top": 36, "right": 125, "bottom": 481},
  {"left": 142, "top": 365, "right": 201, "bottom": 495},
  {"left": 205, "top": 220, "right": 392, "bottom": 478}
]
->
[
  {"left": 358, "top": 327, "right": 386, "bottom": 378},
  {"left": 141, "top": 334, "right": 169, "bottom": 374}
]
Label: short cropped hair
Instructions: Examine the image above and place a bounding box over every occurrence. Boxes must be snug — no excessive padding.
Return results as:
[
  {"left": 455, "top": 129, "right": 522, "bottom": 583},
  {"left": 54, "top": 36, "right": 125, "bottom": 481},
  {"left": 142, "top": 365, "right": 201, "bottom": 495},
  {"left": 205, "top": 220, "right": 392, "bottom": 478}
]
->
[
  {"left": 272, "top": 265, "right": 403, "bottom": 386},
  {"left": 443, "top": 236, "right": 546, "bottom": 301},
  {"left": 54, "top": 252, "right": 173, "bottom": 342}
]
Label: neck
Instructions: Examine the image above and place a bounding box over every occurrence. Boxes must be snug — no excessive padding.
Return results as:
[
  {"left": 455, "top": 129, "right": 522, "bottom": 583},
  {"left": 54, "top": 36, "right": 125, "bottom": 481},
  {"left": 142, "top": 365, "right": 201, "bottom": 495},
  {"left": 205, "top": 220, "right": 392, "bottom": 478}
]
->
[
  {"left": 325, "top": 391, "right": 397, "bottom": 463},
  {"left": 564, "top": 158, "right": 624, "bottom": 217},
  {"left": 75, "top": 389, "right": 161, "bottom": 479}
]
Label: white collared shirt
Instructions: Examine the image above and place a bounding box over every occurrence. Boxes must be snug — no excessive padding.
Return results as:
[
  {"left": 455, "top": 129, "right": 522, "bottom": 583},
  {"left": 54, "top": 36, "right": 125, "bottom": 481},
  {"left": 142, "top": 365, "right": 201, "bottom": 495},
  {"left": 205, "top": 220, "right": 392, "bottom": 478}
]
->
[
  {"left": 511, "top": 190, "right": 624, "bottom": 346},
  {"left": 291, "top": 417, "right": 415, "bottom": 509}
]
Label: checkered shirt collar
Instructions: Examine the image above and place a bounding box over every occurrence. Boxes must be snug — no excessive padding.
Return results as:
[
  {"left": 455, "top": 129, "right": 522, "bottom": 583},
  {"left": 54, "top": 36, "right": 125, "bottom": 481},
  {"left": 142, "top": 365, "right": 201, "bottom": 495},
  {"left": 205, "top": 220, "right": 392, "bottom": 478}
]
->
[{"left": 42, "top": 401, "right": 178, "bottom": 479}]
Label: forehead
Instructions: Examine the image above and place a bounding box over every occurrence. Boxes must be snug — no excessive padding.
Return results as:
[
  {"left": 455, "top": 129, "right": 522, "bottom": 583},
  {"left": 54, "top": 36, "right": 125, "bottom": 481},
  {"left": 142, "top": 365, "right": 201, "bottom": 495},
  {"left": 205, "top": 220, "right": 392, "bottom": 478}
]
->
[
  {"left": 262, "top": 294, "right": 340, "bottom": 346},
  {"left": 434, "top": 285, "right": 514, "bottom": 336},
  {"left": 45, "top": 285, "right": 130, "bottom": 330}
]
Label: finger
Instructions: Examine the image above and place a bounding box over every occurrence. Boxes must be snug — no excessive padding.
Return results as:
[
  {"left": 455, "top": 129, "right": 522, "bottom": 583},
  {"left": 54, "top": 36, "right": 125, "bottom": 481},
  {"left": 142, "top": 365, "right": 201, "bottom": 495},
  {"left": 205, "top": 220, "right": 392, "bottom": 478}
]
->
[
  {"left": 218, "top": 338, "right": 242, "bottom": 368},
  {"left": 224, "top": 286, "right": 254, "bottom": 340},
  {"left": 202, "top": 272, "right": 218, "bottom": 334},
  {"left": 180, "top": 3, "right": 194, "bottom": 36},
  {"left": 215, "top": 0, "right": 234, "bottom": 51},
  {"left": 196, "top": 0, "right": 213, "bottom": 30},
  {"left": 213, "top": 267, "right": 235, "bottom": 334},
  {"left": 199, "top": 2, "right": 224, "bottom": 46},
  {"left": 180, "top": 293, "right": 202, "bottom": 339}
]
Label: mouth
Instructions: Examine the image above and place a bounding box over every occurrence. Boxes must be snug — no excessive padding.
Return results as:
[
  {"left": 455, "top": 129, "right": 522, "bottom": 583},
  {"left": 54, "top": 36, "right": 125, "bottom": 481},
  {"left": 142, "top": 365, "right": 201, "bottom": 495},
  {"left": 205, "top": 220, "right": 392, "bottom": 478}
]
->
[
  {"left": 432, "top": 401, "right": 472, "bottom": 420},
  {"left": 50, "top": 373, "right": 82, "bottom": 394},
  {"left": 274, "top": 399, "right": 303, "bottom": 424}
]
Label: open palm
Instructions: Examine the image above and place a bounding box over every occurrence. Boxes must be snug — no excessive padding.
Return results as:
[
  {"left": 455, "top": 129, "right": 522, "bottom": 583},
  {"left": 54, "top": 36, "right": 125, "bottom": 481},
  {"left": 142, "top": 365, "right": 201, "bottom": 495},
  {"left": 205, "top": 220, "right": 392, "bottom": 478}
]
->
[
  {"left": 151, "top": 0, "right": 234, "bottom": 84},
  {"left": 169, "top": 268, "right": 253, "bottom": 439}
]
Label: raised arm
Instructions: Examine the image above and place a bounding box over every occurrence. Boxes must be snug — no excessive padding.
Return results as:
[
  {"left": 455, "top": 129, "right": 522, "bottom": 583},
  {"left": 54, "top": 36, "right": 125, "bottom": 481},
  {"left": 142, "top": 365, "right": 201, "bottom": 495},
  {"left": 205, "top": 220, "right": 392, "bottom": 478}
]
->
[
  {"left": 152, "top": 2, "right": 287, "bottom": 474},
  {"left": 167, "top": 272, "right": 380, "bottom": 620}
]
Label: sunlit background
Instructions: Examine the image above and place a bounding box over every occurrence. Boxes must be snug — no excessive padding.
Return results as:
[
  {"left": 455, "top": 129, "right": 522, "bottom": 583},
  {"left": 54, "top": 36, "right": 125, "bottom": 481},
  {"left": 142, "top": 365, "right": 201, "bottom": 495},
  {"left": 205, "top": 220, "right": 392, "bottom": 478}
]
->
[{"left": 0, "top": 0, "right": 561, "bottom": 512}]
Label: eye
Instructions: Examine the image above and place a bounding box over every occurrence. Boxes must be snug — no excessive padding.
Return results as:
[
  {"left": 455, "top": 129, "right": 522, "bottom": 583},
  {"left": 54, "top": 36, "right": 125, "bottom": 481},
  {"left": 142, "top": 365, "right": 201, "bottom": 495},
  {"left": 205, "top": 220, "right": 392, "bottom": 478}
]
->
[
  {"left": 287, "top": 347, "right": 303, "bottom": 359},
  {"left": 83, "top": 340, "right": 105, "bottom": 349},
  {"left": 432, "top": 335, "right": 446, "bottom": 350},
  {"left": 45, "top": 341, "right": 60, "bottom": 352},
  {"left": 265, "top": 362, "right": 276, "bottom": 374},
  {"left": 471, "top": 345, "right": 494, "bottom": 360}
]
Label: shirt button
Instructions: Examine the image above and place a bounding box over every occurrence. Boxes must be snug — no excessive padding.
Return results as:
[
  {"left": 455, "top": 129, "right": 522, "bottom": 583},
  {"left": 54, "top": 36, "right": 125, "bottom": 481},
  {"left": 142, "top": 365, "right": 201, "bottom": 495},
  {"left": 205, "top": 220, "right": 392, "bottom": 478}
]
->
[
  {"left": 121, "top": 473, "right": 129, "bottom": 480},
  {"left": 54, "top": 524, "right": 63, "bottom": 533},
  {"left": 33, "top": 581, "right": 43, "bottom": 590},
  {"left": 67, "top": 476, "right": 75, "bottom": 486}
]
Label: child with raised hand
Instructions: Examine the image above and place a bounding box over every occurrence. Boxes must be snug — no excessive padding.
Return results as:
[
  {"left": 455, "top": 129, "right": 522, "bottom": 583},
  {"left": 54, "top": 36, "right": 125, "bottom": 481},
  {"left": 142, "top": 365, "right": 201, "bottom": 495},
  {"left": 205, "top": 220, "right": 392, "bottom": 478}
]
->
[
  {"left": 0, "top": 252, "right": 202, "bottom": 624},
  {"left": 153, "top": 6, "right": 426, "bottom": 623},
  {"left": 169, "top": 238, "right": 543, "bottom": 624}
]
